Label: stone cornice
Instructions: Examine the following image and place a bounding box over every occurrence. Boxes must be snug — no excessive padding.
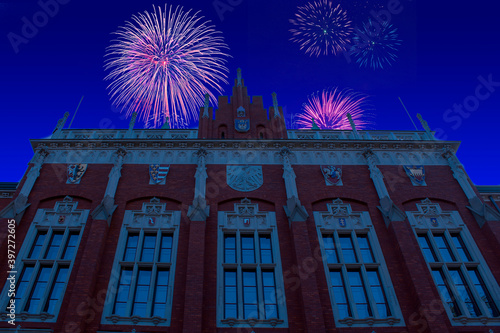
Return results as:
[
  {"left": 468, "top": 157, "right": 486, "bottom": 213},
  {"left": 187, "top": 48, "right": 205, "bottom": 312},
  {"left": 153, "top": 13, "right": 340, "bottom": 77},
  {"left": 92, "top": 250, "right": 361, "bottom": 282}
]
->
[{"left": 31, "top": 138, "right": 460, "bottom": 153}]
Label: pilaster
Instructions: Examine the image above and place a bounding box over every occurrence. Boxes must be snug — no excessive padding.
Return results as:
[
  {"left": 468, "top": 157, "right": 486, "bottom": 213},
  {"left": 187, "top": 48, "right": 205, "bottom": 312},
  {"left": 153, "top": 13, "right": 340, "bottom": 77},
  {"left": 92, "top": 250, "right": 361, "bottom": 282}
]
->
[
  {"left": 363, "top": 149, "right": 405, "bottom": 227},
  {"left": 0, "top": 148, "right": 49, "bottom": 223},
  {"left": 280, "top": 148, "right": 308, "bottom": 222},
  {"left": 443, "top": 149, "right": 500, "bottom": 227},
  {"left": 188, "top": 148, "right": 210, "bottom": 221}
]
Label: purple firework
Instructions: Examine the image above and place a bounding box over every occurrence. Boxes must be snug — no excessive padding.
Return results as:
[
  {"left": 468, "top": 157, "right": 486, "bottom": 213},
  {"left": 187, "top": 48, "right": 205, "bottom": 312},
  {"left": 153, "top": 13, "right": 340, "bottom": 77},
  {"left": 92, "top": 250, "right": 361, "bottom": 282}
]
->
[
  {"left": 296, "top": 88, "right": 372, "bottom": 130},
  {"left": 289, "top": 0, "right": 353, "bottom": 57},
  {"left": 104, "top": 5, "right": 230, "bottom": 128}
]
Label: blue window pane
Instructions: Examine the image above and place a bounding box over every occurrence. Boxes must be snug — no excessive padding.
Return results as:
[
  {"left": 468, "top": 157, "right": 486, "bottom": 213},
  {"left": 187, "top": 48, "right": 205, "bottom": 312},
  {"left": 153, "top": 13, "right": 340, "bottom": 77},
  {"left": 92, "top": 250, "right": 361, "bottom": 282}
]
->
[
  {"left": 113, "top": 268, "right": 132, "bottom": 315},
  {"left": 25, "top": 266, "right": 52, "bottom": 313},
  {"left": 29, "top": 232, "right": 47, "bottom": 259},
  {"left": 449, "top": 269, "right": 481, "bottom": 317},
  {"left": 153, "top": 304, "right": 166, "bottom": 317},
  {"left": 339, "top": 235, "right": 357, "bottom": 263},
  {"left": 323, "top": 235, "right": 338, "bottom": 263},
  {"left": 123, "top": 234, "right": 138, "bottom": 261},
  {"left": 348, "top": 270, "right": 371, "bottom": 318},
  {"left": 467, "top": 269, "right": 500, "bottom": 317},
  {"left": 259, "top": 235, "right": 273, "bottom": 263},
  {"left": 13, "top": 266, "right": 34, "bottom": 304},
  {"left": 224, "top": 235, "right": 236, "bottom": 263},
  {"left": 224, "top": 270, "right": 237, "bottom": 319},
  {"left": 243, "top": 271, "right": 258, "bottom": 319},
  {"left": 44, "top": 267, "right": 69, "bottom": 313},
  {"left": 357, "top": 235, "right": 374, "bottom": 263},
  {"left": 330, "top": 270, "right": 351, "bottom": 318},
  {"left": 141, "top": 235, "right": 156, "bottom": 261},
  {"left": 432, "top": 269, "right": 461, "bottom": 317},
  {"left": 160, "top": 235, "right": 172, "bottom": 262},
  {"left": 132, "top": 269, "right": 152, "bottom": 316},
  {"left": 241, "top": 236, "right": 255, "bottom": 263},
  {"left": 244, "top": 304, "right": 258, "bottom": 319},
  {"left": 367, "top": 270, "right": 390, "bottom": 317},
  {"left": 62, "top": 233, "right": 79, "bottom": 260},
  {"left": 418, "top": 235, "right": 437, "bottom": 262},
  {"left": 265, "top": 304, "right": 278, "bottom": 318},
  {"left": 451, "top": 234, "right": 471, "bottom": 261},
  {"left": 44, "top": 232, "right": 63, "bottom": 259},
  {"left": 225, "top": 304, "right": 237, "bottom": 318},
  {"left": 434, "top": 235, "right": 455, "bottom": 262}
]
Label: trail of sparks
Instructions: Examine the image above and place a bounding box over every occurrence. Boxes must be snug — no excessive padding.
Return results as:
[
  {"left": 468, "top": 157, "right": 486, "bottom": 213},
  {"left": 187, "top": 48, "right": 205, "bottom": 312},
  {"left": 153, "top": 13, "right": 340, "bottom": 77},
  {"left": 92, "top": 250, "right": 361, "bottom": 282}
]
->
[
  {"left": 289, "top": 0, "right": 353, "bottom": 57},
  {"left": 296, "top": 88, "right": 372, "bottom": 130},
  {"left": 104, "top": 5, "right": 230, "bottom": 128}
]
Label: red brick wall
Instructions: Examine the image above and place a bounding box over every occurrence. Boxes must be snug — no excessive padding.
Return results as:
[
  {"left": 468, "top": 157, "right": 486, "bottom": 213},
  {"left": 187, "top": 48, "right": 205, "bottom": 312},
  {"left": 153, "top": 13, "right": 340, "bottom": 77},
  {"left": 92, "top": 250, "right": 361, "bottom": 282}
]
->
[{"left": 0, "top": 162, "right": 499, "bottom": 332}]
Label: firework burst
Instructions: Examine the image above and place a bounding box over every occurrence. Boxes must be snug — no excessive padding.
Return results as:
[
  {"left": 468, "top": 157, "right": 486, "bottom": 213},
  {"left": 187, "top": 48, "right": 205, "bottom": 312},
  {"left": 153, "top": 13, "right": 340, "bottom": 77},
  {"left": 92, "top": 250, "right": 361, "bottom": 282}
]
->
[
  {"left": 350, "top": 19, "right": 401, "bottom": 69},
  {"left": 296, "top": 88, "right": 372, "bottom": 130},
  {"left": 289, "top": 0, "right": 353, "bottom": 57},
  {"left": 104, "top": 5, "right": 230, "bottom": 128}
]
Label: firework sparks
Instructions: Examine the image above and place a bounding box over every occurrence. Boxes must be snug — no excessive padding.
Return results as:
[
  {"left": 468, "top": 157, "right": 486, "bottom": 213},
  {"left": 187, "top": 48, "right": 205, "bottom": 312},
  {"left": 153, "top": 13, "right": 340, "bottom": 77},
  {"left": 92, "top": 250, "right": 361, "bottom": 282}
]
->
[
  {"left": 350, "top": 19, "right": 401, "bottom": 69},
  {"left": 104, "top": 5, "right": 230, "bottom": 128},
  {"left": 289, "top": 0, "right": 353, "bottom": 57},
  {"left": 296, "top": 88, "right": 372, "bottom": 130}
]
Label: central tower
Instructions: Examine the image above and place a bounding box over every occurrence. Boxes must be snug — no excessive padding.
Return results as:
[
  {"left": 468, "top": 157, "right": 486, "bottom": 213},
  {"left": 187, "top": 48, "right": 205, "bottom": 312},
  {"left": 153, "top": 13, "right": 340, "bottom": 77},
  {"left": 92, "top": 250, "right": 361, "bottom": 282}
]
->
[{"left": 197, "top": 68, "right": 287, "bottom": 139}]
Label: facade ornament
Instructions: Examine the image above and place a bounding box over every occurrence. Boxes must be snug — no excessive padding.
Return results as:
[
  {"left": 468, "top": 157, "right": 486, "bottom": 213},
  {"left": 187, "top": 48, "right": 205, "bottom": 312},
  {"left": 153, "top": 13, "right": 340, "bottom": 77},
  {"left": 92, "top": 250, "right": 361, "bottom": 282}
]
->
[
  {"left": 417, "top": 113, "right": 435, "bottom": 140},
  {"left": 237, "top": 68, "right": 242, "bottom": 86},
  {"left": 129, "top": 112, "right": 137, "bottom": 131},
  {"left": 51, "top": 112, "right": 69, "bottom": 137},
  {"left": 188, "top": 148, "right": 210, "bottom": 221},
  {"left": 272, "top": 92, "right": 280, "bottom": 118},
  {"left": 346, "top": 113, "right": 360, "bottom": 139},
  {"left": 202, "top": 93, "right": 210, "bottom": 118}
]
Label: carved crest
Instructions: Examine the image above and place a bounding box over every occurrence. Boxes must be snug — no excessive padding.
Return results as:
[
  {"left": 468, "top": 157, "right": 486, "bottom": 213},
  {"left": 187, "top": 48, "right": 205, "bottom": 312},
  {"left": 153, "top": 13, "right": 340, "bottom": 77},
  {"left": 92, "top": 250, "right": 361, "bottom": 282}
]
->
[
  {"left": 227, "top": 165, "right": 263, "bottom": 192},
  {"left": 235, "top": 119, "right": 250, "bottom": 132},
  {"left": 67, "top": 164, "right": 87, "bottom": 184},
  {"left": 404, "top": 165, "right": 426, "bottom": 186},
  {"left": 149, "top": 164, "right": 170, "bottom": 184},
  {"left": 321, "top": 165, "right": 342, "bottom": 186}
]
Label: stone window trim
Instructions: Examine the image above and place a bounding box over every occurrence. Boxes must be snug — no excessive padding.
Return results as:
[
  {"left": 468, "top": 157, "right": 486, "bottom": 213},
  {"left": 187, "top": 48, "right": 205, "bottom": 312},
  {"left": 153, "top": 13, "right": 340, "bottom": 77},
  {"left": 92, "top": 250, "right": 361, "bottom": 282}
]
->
[
  {"left": 216, "top": 198, "right": 288, "bottom": 328},
  {"left": 314, "top": 198, "right": 405, "bottom": 328},
  {"left": 0, "top": 196, "right": 88, "bottom": 323},
  {"left": 407, "top": 198, "right": 500, "bottom": 326},
  {"left": 101, "top": 198, "right": 180, "bottom": 327}
]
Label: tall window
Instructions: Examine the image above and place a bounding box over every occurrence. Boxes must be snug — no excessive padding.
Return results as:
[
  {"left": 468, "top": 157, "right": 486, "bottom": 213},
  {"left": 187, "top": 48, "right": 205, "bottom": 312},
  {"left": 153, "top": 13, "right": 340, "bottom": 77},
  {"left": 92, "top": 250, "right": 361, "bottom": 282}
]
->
[
  {"left": 102, "top": 198, "right": 180, "bottom": 326},
  {"left": 409, "top": 198, "right": 500, "bottom": 326},
  {"left": 314, "top": 199, "right": 403, "bottom": 328},
  {"left": 0, "top": 196, "right": 88, "bottom": 322},
  {"left": 217, "top": 199, "right": 287, "bottom": 328}
]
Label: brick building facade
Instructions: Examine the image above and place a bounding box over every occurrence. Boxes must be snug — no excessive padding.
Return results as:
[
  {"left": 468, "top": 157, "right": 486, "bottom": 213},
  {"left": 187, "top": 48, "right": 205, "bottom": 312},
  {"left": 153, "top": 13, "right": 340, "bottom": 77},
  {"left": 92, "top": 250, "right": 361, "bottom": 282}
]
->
[{"left": 1, "top": 72, "right": 500, "bottom": 332}]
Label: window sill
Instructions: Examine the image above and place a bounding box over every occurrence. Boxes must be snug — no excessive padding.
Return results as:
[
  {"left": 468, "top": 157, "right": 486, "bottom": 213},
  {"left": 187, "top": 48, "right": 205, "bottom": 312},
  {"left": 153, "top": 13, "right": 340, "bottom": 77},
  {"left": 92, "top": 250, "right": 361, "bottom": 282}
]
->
[
  {"left": 452, "top": 316, "right": 500, "bottom": 326},
  {"left": 0, "top": 312, "right": 55, "bottom": 322},
  {"left": 104, "top": 315, "right": 166, "bottom": 326},
  {"left": 220, "top": 317, "right": 285, "bottom": 328},
  {"left": 338, "top": 316, "right": 401, "bottom": 327}
]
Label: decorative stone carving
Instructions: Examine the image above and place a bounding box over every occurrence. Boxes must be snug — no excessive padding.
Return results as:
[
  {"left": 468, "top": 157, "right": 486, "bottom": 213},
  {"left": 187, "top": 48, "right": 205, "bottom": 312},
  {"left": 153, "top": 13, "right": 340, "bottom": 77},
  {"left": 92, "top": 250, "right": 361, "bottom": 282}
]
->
[{"left": 227, "top": 165, "right": 263, "bottom": 192}]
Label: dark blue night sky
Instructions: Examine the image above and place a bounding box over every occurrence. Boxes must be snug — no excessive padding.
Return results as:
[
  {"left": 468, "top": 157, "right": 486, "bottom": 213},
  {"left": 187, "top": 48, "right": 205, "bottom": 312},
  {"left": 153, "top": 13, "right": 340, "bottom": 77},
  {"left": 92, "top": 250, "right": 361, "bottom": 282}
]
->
[{"left": 1, "top": 0, "right": 499, "bottom": 184}]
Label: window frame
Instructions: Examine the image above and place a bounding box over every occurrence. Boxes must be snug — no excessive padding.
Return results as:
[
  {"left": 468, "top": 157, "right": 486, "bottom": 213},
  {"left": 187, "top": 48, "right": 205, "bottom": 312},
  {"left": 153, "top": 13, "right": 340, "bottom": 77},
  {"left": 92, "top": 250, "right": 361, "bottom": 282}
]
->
[
  {"left": 101, "top": 199, "right": 180, "bottom": 326},
  {"left": 314, "top": 199, "right": 404, "bottom": 328},
  {"left": 407, "top": 198, "right": 500, "bottom": 326},
  {"left": 0, "top": 197, "right": 88, "bottom": 322},
  {"left": 216, "top": 199, "right": 288, "bottom": 328}
]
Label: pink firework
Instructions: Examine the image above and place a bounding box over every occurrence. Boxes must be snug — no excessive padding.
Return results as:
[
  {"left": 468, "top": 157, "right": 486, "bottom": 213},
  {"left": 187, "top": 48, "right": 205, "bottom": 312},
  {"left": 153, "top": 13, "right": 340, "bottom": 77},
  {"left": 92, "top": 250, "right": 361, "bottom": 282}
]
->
[
  {"left": 296, "top": 88, "right": 372, "bottom": 130},
  {"left": 104, "top": 5, "right": 230, "bottom": 128}
]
